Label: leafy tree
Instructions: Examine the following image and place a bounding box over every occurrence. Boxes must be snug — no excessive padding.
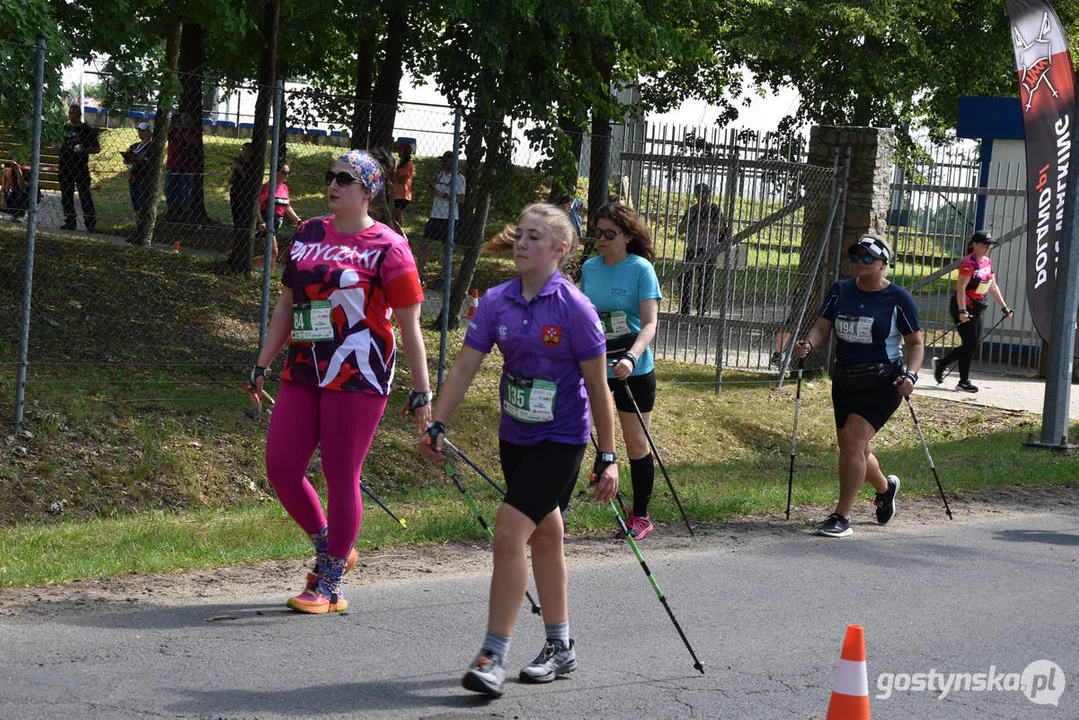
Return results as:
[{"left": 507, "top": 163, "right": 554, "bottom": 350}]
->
[
  {"left": 723, "top": 0, "right": 1079, "bottom": 142},
  {"left": 0, "top": 1, "right": 69, "bottom": 157}
]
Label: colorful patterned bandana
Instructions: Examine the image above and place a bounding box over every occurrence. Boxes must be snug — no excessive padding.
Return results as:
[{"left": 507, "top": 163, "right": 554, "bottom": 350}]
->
[{"left": 338, "top": 149, "right": 384, "bottom": 197}]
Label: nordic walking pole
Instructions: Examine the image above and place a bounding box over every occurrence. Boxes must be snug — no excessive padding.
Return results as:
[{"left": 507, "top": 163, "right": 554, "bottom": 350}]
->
[
  {"left": 904, "top": 395, "right": 953, "bottom": 519},
  {"left": 439, "top": 456, "right": 542, "bottom": 615},
  {"left": 607, "top": 497, "right": 704, "bottom": 674},
  {"left": 937, "top": 313, "right": 1010, "bottom": 384},
  {"left": 785, "top": 359, "right": 805, "bottom": 520},
  {"left": 441, "top": 438, "right": 510, "bottom": 498},
  {"left": 619, "top": 380, "right": 694, "bottom": 535},
  {"left": 360, "top": 481, "right": 407, "bottom": 529}
]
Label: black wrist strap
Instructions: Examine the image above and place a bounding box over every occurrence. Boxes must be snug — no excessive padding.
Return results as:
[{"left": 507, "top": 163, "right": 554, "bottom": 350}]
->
[
  {"left": 592, "top": 459, "right": 615, "bottom": 482},
  {"left": 425, "top": 420, "right": 446, "bottom": 448},
  {"left": 249, "top": 365, "right": 269, "bottom": 384},
  {"left": 620, "top": 351, "right": 638, "bottom": 369},
  {"left": 408, "top": 389, "right": 432, "bottom": 411}
]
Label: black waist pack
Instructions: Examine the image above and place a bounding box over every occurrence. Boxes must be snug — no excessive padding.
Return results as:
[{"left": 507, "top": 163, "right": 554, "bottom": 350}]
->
[{"left": 832, "top": 361, "right": 903, "bottom": 391}]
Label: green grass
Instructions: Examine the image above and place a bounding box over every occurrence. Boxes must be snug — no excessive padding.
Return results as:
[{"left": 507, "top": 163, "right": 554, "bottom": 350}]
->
[
  {"left": 2, "top": 356, "right": 1077, "bottom": 586},
  {"left": 83, "top": 129, "right": 554, "bottom": 253},
  {"left": 1, "top": 165, "right": 1074, "bottom": 588}
]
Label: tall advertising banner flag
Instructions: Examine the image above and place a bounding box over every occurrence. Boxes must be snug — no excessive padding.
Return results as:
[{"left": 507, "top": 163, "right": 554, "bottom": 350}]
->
[{"left": 1006, "top": 0, "right": 1077, "bottom": 345}]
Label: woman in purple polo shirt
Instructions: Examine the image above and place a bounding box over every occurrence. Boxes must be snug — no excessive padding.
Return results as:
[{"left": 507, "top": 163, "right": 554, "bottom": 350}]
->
[{"left": 420, "top": 203, "right": 620, "bottom": 698}]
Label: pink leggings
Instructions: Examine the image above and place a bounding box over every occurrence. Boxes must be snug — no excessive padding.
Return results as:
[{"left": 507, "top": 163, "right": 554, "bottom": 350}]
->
[{"left": 265, "top": 380, "right": 388, "bottom": 558}]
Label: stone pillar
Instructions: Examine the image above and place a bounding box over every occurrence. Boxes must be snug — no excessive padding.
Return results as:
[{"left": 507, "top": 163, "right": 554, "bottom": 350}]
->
[{"left": 805, "top": 125, "right": 896, "bottom": 283}]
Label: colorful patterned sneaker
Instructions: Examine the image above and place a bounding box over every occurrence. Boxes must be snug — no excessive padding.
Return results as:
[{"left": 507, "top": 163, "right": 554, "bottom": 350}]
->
[
  {"left": 628, "top": 513, "right": 654, "bottom": 540},
  {"left": 520, "top": 639, "right": 578, "bottom": 683},
  {"left": 817, "top": 513, "right": 853, "bottom": 538},
  {"left": 615, "top": 512, "right": 635, "bottom": 539},
  {"left": 462, "top": 650, "right": 506, "bottom": 697},
  {"left": 302, "top": 547, "right": 360, "bottom": 595},
  {"left": 874, "top": 475, "right": 900, "bottom": 525},
  {"left": 286, "top": 587, "right": 348, "bottom": 614}
]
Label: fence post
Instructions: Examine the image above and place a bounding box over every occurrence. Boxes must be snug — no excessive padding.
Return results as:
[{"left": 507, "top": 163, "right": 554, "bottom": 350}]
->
[
  {"left": 437, "top": 107, "right": 463, "bottom": 393},
  {"left": 259, "top": 77, "right": 284, "bottom": 349},
  {"left": 14, "top": 35, "right": 46, "bottom": 432},
  {"left": 713, "top": 131, "right": 740, "bottom": 395}
]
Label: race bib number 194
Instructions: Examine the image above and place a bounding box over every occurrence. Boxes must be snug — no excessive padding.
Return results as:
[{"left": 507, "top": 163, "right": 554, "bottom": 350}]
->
[{"left": 835, "top": 315, "right": 874, "bottom": 344}]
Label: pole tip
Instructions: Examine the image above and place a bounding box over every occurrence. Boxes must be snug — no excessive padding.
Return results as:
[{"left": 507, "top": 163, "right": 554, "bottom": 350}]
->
[{"left": 695, "top": 662, "right": 705, "bottom": 674}]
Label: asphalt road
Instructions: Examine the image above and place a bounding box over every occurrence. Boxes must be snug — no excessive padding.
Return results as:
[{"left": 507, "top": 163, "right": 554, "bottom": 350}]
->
[{"left": 1, "top": 506, "right": 1076, "bottom": 720}]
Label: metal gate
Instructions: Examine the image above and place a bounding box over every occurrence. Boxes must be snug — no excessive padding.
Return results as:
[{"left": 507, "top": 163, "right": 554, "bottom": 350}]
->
[
  {"left": 612, "top": 124, "right": 845, "bottom": 381},
  {"left": 887, "top": 142, "right": 1038, "bottom": 375}
]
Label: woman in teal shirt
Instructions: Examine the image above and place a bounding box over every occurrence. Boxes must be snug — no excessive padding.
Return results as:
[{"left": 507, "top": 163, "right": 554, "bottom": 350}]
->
[{"left": 576, "top": 201, "right": 662, "bottom": 539}]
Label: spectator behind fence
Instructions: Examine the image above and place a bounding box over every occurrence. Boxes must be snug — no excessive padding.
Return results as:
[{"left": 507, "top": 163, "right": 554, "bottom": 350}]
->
[
  {"left": 122, "top": 122, "right": 154, "bottom": 224},
  {"left": 164, "top": 111, "right": 201, "bottom": 219},
  {"left": 2, "top": 160, "right": 31, "bottom": 221},
  {"left": 228, "top": 142, "right": 258, "bottom": 228},
  {"left": 556, "top": 193, "right": 584, "bottom": 238},
  {"left": 392, "top": 138, "right": 415, "bottom": 232},
  {"left": 58, "top": 104, "right": 100, "bottom": 233},
  {"left": 255, "top": 163, "right": 302, "bottom": 266},
  {"left": 676, "top": 183, "right": 725, "bottom": 316},
  {"left": 416, "top": 150, "right": 466, "bottom": 287}
]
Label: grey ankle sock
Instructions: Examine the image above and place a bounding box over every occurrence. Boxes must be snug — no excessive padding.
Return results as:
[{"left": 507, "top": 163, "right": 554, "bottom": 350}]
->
[
  {"left": 545, "top": 621, "right": 569, "bottom": 646},
  {"left": 481, "top": 631, "right": 510, "bottom": 661}
]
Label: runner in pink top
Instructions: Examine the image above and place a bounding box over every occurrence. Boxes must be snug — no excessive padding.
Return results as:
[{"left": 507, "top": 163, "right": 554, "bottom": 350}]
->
[
  {"left": 932, "top": 230, "right": 1013, "bottom": 393},
  {"left": 247, "top": 148, "right": 432, "bottom": 614}
]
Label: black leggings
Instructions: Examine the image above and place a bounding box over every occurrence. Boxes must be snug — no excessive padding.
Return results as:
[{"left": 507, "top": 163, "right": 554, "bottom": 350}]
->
[{"left": 938, "top": 297, "right": 984, "bottom": 382}]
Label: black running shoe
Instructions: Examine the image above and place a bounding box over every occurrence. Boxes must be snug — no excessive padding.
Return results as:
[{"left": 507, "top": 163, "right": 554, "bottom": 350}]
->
[
  {"left": 770, "top": 351, "right": 784, "bottom": 369},
  {"left": 519, "top": 639, "right": 578, "bottom": 683},
  {"left": 817, "top": 513, "right": 852, "bottom": 538},
  {"left": 875, "top": 475, "right": 900, "bottom": 525},
  {"left": 462, "top": 650, "right": 506, "bottom": 697},
  {"left": 932, "top": 357, "right": 944, "bottom": 385},
  {"left": 956, "top": 380, "right": 978, "bottom": 393}
]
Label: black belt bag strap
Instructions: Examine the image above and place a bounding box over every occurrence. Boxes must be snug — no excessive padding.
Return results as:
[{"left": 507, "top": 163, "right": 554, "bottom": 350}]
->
[{"left": 832, "top": 361, "right": 903, "bottom": 391}]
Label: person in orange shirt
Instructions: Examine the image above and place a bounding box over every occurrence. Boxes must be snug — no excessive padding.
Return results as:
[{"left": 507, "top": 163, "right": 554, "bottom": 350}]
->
[{"left": 392, "top": 137, "right": 415, "bottom": 232}]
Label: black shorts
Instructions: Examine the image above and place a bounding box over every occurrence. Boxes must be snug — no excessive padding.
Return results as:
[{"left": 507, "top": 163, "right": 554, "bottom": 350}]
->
[
  {"left": 394, "top": 198, "right": 410, "bottom": 209},
  {"left": 423, "top": 217, "right": 457, "bottom": 241},
  {"left": 500, "top": 439, "right": 586, "bottom": 525},
  {"left": 607, "top": 370, "right": 656, "bottom": 413},
  {"left": 831, "top": 376, "right": 903, "bottom": 432}
]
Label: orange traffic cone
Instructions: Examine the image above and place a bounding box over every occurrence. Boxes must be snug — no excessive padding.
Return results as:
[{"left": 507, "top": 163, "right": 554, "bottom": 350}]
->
[
  {"left": 826, "top": 624, "right": 870, "bottom": 720},
  {"left": 463, "top": 288, "right": 479, "bottom": 319},
  {"left": 172, "top": 240, "right": 180, "bottom": 254}
]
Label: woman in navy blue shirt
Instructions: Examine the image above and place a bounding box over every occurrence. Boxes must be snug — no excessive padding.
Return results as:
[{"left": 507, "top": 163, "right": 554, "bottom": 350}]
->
[{"left": 794, "top": 235, "right": 924, "bottom": 538}]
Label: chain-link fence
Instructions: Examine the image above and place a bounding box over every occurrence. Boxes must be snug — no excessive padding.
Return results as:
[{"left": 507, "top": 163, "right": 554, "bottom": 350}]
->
[
  {"left": 612, "top": 125, "right": 845, "bottom": 384},
  {"left": 4, "top": 57, "right": 838, "bottom": 429}
]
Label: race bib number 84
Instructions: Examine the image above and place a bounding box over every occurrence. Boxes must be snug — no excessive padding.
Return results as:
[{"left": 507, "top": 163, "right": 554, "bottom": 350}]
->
[{"left": 835, "top": 315, "right": 875, "bottom": 344}]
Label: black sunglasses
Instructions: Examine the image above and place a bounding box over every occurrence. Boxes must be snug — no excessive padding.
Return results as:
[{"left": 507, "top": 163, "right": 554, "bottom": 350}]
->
[
  {"left": 325, "top": 170, "right": 360, "bottom": 186},
  {"left": 848, "top": 253, "right": 878, "bottom": 265},
  {"left": 596, "top": 229, "right": 620, "bottom": 240}
]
